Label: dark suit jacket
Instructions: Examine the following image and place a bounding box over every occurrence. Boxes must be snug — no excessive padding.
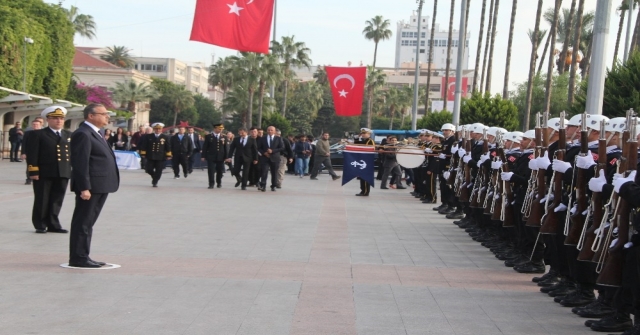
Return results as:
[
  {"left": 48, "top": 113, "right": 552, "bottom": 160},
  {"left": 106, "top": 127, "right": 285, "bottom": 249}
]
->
[
  {"left": 170, "top": 134, "right": 194, "bottom": 155},
  {"left": 70, "top": 122, "right": 120, "bottom": 194},
  {"left": 229, "top": 136, "right": 258, "bottom": 163},
  {"left": 26, "top": 127, "right": 72, "bottom": 178},
  {"left": 202, "top": 133, "right": 228, "bottom": 161},
  {"left": 187, "top": 132, "right": 201, "bottom": 152},
  {"left": 109, "top": 134, "right": 128, "bottom": 150},
  {"left": 257, "top": 135, "right": 284, "bottom": 162}
]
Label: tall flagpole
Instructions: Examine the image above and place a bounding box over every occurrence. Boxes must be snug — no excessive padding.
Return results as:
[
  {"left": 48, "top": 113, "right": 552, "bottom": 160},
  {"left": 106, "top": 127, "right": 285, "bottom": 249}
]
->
[
  {"left": 270, "top": 0, "right": 277, "bottom": 99},
  {"left": 411, "top": 0, "right": 425, "bottom": 131},
  {"left": 452, "top": 0, "right": 468, "bottom": 125},
  {"left": 585, "top": 0, "right": 613, "bottom": 115}
]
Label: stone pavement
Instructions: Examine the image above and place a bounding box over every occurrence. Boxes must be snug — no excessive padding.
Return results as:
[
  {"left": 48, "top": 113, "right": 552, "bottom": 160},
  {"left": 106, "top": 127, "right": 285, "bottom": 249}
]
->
[{"left": 0, "top": 160, "right": 597, "bottom": 334}]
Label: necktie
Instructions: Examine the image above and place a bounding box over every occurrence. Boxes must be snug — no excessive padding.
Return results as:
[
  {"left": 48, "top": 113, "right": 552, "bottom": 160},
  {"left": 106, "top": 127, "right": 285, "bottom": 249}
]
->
[
  {"left": 55, "top": 131, "right": 60, "bottom": 137},
  {"left": 268, "top": 136, "right": 272, "bottom": 148},
  {"left": 242, "top": 137, "right": 246, "bottom": 146}
]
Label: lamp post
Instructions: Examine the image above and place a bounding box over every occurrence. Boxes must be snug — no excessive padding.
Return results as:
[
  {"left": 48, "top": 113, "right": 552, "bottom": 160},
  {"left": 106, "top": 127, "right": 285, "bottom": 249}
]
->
[
  {"left": 411, "top": 0, "right": 425, "bottom": 131},
  {"left": 23, "top": 37, "right": 34, "bottom": 92}
]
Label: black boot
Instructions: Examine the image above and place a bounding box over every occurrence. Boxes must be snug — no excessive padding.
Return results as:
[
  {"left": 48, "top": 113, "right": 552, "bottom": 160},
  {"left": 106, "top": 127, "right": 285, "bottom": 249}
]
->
[
  {"left": 532, "top": 269, "right": 556, "bottom": 283},
  {"left": 513, "top": 261, "right": 545, "bottom": 274},
  {"left": 559, "top": 286, "right": 595, "bottom": 307},
  {"left": 446, "top": 209, "right": 464, "bottom": 219},
  {"left": 589, "top": 312, "right": 633, "bottom": 332},
  {"left": 574, "top": 299, "right": 615, "bottom": 318},
  {"left": 433, "top": 204, "right": 446, "bottom": 211}
]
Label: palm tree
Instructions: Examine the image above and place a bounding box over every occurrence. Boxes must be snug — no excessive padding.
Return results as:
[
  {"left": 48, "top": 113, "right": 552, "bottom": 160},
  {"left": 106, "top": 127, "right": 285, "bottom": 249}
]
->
[
  {"left": 399, "top": 85, "right": 414, "bottom": 128},
  {"left": 480, "top": 0, "right": 495, "bottom": 93},
  {"left": 365, "top": 66, "right": 386, "bottom": 128},
  {"left": 209, "top": 57, "right": 236, "bottom": 102},
  {"left": 298, "top": 82, "right": 324, "bottom": 117},
  {"left": 558, "top": 0, "right": 576, "bottom": 74},
  {"left": 568, "top": 0, "right": 586, "bottom": 105},
  {"left": 362, "top": 16, "right": 393, "bottom": 68},
  {"left": 502, "top": 0, "right": 518, "bottom": 99},
  {"left": 524, "top": 0, "right": 545, "bottom": 130},
  {"left": 229, "top": 53, "right": 261, "bottom": 128},
  {"left": 384, "top": 87, "right": 400, "bottom": 130},
  {"left": 473, "top": 0, "right": 488, "bottom": 93},
  {"left": 101, "top": 46, "right": 135, "bottom": 68},
  {"left": 543, "top": 7, "right": 595, "bottom": 73},
  {"left": 425, "top": 0, "right": 439, "bottom": 111},
  {"left": 443, "top": 0, "right": 456, "bottom": 105},
  {"left": 271, "top": 36, "right": 312, "bottom": 117},
  {"left": 613, "top": 1, "right": 638, "bottom": 67},
  {"left": 64, "top": 5, "right": 97, "bottom": 40},
  {"left": 110, "top": 81, "right": 157, "bottom": 130},
  {"left": 485, "top": 0, "right": 501, "bottom": 93},
  {"left": 543, "top": 0, "right": 563, "bottom": 114},
  {"left": 313, "top": 66, "right": 328, "bottom": 86},
  {"left": 257, "top": 54, "right": 282, "bottom": 128},
  {"left": 168, "top": 88, "right": 195, "bottom": 127}
]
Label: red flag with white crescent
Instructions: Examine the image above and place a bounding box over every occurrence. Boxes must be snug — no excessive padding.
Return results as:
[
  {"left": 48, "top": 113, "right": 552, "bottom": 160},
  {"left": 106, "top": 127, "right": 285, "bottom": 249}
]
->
[
  {"left": 190, "top": 0, "right": 274, "bottom": 54},
  {"left": 325, "top": 66, "right": 366, "bottom": 117}
]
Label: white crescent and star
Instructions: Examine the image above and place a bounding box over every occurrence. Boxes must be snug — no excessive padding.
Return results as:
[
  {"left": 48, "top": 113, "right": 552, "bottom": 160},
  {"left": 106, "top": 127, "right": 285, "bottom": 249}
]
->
[{"left": 333, "top": 74, "right": 356, "bottom": 98}]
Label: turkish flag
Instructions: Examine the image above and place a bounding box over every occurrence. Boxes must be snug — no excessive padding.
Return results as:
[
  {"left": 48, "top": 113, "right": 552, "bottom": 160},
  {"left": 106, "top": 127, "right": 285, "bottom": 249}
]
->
[
  {"left": 441, "top": 77, "right": 469, "bottom": 101},
  {"left": 325, "top": 66, "right": 366, "bottom": 117},
  {"left": 190, "top": 0, "right": 274, "bottom": 54}
]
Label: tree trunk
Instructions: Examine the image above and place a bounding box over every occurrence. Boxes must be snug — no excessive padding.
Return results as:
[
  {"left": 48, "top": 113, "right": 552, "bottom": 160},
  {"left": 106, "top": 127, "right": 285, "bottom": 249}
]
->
[
  {"left": 281, "top": 78, "right": 289, "bottom": 117},
  {"left": 502, "top": 0, "right": 518, "bottom": 99},
  {"left": 247, "top": 89, "right": 255, "bottom": 129},
  {"left": 425, "top": 0, "right": 439, "bottom": 113},
  {"left": 127, "top": 100, "right": 137, "bottom": 131},
  {"left": 524, "top": 0, "right": 544, "bottom": 130},
  {"left": 389, "top": 107, "right": 395, "bottom": 130},
  {"left": 480, "top": 0, "right": 495, "bottom": 94},
  {"left": 544, "top": 0, "right": 563, "bottom": 115},
  {"left": 581, "top": 32, "right": 594, "bottom": 77},
  {"left": 401, "top": 109, "right": 406, "bottom": 128},
  {"left": 172, "top": 109, "right": 180, "bottom": 129},
  {"left": 258, "top": 81, "right": 265, "bottom": 128},
  {"left": 537, "top": 32, "right": 552, "bottom": 75},
  {"left": 558, "top": 0, "right": 577, "bottom": 74},
  {"left": 613, "top": 6, "right": 627, "bottom": 68},
  {"left": 373, "top": 42, "right": 379, "bottom": 68},
  {"left": 485, "top": 0, "right": 500, "bottom": 93},
  {"left": 568, "top": 0, "right": 585, "bottom": 105},
  {"left": 444, "top": 0, "right": 456, "bottom": 106},
  {"left": 631, "top": 6, "right": 640, "bottom": 52},
  {"left": 473, "top": 0, "right": 487, "bottom": 94}
]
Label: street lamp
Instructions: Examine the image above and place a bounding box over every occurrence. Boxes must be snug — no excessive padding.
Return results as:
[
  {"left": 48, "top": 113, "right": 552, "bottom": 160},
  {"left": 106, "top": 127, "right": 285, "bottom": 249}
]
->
[{"left": 23, "top": 37, "right": 34, "bottom": 92}]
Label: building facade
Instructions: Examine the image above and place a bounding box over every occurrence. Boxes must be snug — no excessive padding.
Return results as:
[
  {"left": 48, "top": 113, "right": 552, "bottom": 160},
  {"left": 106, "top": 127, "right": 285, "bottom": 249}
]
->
[{"left": 131, "top": 57, "right": 209, "bottom": 96}]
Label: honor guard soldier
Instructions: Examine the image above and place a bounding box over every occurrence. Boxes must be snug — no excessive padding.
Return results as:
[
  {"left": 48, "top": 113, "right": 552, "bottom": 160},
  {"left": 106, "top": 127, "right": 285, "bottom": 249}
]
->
[
  {"left": 423, "top": 131, "right": 443, "bottom": 203},
  {"left": 140, "top": 123, "right": 172, "bottom": 187},
  {"left": 26, "top": 106, "right": 71, "bottom": 233},
  {"left": 434, "top": 124, "right": 457, "bottom": 214},
  {"left": 355, "top": 128, "right": 375, "bottom": 196},
  {"left": 202, "top": 123, "right": 229, "bottom": 189}
]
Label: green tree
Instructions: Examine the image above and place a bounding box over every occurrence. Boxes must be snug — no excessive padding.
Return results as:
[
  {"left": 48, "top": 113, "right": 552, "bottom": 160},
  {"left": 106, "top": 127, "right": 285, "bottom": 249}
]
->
[
  {"left": 229, "top": 52, "right": 261, "bottom": 128},
  {"left": 149, "top": 79, "right": 195, "bottom": 126},
  {"left": 362, "top": 15, "right": 392, "bottom": 68},
  {"left": 271, "top": 35, "right": 312, "bottom": 117},
  {"left": 64, "top": 5, "right": 96, "bottom": 40},
  {"left": 261, "top": 112, "right": 293, "bottom": 136},
  {"left": 365, "top": 66, "right": 386, "bottom": 128},
  {"left": 512, "top": 73, "right": 571, "bottom": 128},
  {"left": 256, "top": 54, "right": 282, "bottom": 127},
  {"left": 150, "top": 95, "right": 198, "bottom": 126},
  {"left": 417, "top": 111, "right": 453, "bottom": 130},
  {"left": 111, "top": 80, "right": 157, "bottom": 130},
  {"left": 101, "top": 45, "right": 134, "bottom": 68},
  {"left": 208, "top": 56, "right": 236, "bottom": 101},
  {"left": 193, "top": 95, "right": 221, "bottom": 129},
  {"left": 461, "top": 92, "right": 519, "bottom": 129}
]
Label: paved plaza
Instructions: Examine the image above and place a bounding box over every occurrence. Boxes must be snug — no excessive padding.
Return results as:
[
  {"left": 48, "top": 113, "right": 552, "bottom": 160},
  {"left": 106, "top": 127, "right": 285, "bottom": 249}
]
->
[{"left": 0, "top": 160, "right": 596, "bottom": 334}]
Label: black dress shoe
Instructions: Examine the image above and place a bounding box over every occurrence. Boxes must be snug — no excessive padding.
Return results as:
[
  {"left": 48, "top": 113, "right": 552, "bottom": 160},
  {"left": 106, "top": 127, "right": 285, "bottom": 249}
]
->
[
  {"left": 355, "top": 193, "right": 368, "bottom": 197},
  {"left": 89, "top": 258, "right": 106, "bottom": 266},
  {"left": 241, "top": 187, "right": 246, "bottom": 190},
  {"left": 217, "top": 184, "right": 222, "bottom": 188},
  {"left": 47, "top": 228, "right": 68, "bottom": 234},
  {"left": 446, "top": 211, "right": 465, "bottom": 219},
  {"left": 433, "top": 204, "right": 446, "bottom": 211},
  {"left": 276, "top": 185, "right": 281, "bottom": 189},
  {"left": 208, "top": 185, "right": 214, "bottom": 189},
  {"left": 560, "top": 290, "right": 596, "bottom": 307},
  {"left": 576, "top": 301, "right": 615, "bottom": 318},
  {"left": 260, "top": 187, "right": 266, "bottom": 192},
  {"left": 589, "top": 313, "right": 633, "bottom": 332},
  {"left": 235, "top": 181, "right": 241, "bottom": 187},
  {"left": 514, "top": 262, "right": 545, "bottom": 274},
  {"left": 68, "top": 260, "right": 102, "bottom": 268},
  {"left": 532, "top": 270, "right": 556, "bottom": 283},
  {"left": 271, "top": 186, "right": 276, "bottom": 191},
  {"left": 35, "top": 229, "right": 47, "bottom": 234},
  {"left": 153, "top": 184, "right": 158, "bottom": 188},
  {"left": 380, "top": 186, "right": 389, "bottom": 189}
]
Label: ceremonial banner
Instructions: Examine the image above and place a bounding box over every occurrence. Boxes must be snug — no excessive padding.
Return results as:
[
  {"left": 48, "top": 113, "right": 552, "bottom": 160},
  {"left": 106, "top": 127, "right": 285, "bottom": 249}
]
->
[
  {"left": 114, "top": 150, "right": 141, "bottom": 170},
  {"left": 342, "top": 145, "right": 375, "bottom": 187},
  {"left": 325, "top": 66, "right": 366, "bottom": 117},
  {"left": 190, "top": 0, "right": 275, "bottom": 54}
]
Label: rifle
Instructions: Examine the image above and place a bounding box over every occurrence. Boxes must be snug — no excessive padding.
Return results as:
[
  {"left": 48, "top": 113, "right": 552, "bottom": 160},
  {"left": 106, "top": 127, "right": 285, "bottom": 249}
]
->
[
  {"left": 470, "top": 129, "right": 489, "bottom": 208},
  {"left": 491, "top": 135, "right": 504, "bottom": 221},
  {"left": 540, "top": 111, "right": 567, "bottom": 234},
  {"left": 522, "top": 113, "right": 542, "bottom": 219},
  {"left": 565, "top": 113, "right": 591, "bottom": 246},
  {"left": 577, "top": 120, "right": 607, "bottom": 261},
  {"left": 454, "top": 130, "right": 467, "bottom": 196},
  {"left": 459, "top": 130, "right": 472, "bottom": 203},
  {"left": 447, "top": 125, "right": 460, "bottom": 186},
  {"left": 597, "top": 115, "right": 637, "bottom": 287},
  {"left": 526, "top": 112, "right": 549, "bottom": 227},
  {"left": 499, "top": 140, "right": 516, "bottom": 227},
  {"left": 487, "top": 134, "right": 501, "bottom": 217}
]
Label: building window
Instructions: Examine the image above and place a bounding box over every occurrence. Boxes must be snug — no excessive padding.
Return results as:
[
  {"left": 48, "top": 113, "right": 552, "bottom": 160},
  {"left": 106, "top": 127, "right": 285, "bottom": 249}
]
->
[
  {"left": 421, "top": 32, "right": 426, "bottom": 38},
  {"left": 420, "top": 40, "right": 425, "bottom": 46},
  {"left": 420, "top": 49, "right": 425, "bottom": 54},
  {"left": 157, "top": 65, "right": 165, "bottom": 72},
  {"left": 430, "top": 84, "right": 440, "bottom": 92},
  {"left": 401, "top": 40, "right": 409, "bottom": 46}
]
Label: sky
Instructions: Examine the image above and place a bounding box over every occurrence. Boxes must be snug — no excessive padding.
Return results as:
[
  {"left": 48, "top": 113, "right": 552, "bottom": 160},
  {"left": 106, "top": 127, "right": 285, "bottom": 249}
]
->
[{"left": 50, "top": 0, "right": 627, "bottom": 95}]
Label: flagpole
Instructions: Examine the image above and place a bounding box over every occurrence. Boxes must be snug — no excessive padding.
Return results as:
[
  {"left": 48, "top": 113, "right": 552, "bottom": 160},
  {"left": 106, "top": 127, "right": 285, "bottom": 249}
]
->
[
  {"left": 411, "top": 0, "right": 425, "bottom": 131},
  {"left": 452, "top": 0, "right": 468, "bottom": 125},
  {"left": 270, "top": 0, "right": 277, "bottom": 100}
]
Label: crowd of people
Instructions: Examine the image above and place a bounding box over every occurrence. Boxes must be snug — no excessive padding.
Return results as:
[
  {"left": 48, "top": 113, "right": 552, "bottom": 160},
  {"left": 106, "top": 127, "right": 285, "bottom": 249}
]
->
[{"left": 413, "top": 116, "right": 640, "bottom": 334}]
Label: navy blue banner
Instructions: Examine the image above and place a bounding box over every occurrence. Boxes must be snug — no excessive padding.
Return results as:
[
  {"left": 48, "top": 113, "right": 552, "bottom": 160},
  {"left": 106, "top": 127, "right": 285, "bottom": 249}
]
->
[{"left": 342, "top": 149, "right": 375, "bottom": 187}]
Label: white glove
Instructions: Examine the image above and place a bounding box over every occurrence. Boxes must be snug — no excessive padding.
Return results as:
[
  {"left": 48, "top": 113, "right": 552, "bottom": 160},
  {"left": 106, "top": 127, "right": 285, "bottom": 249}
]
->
[
  {"left": 588, "top": 172, "right": 607, "bottom": 193},
  {"left": 476, "top": 160, "right": 483, "bottom": 168},
  {"left": 613, "top": 173, "right": 623, "bottom": 182},
  {"left": 479, "top": 153, "right": 490, "bottom": 163},
  {"left": 457, "top": 148, "right": 466, "bottom": 157},
  {"left": 438, "top": 153, "right": 446, "bottom": 159},
  {"left": 463, "top": 155, "right": 471, "bottom": 163},
  {"left": 451, "top": 145, "right": 459, "bottom": 154},
  {"left": 540, "top": 194, "right": 554, "bottom": 204},
  {"left": 536, "top": 156, "right": 551, "bottom": 170},
  {"left": 576, "top": 154, "right": 596, "bottom": 170},
  {"left": 443, "top": 171, "right": 450, "bottom": 180},
  {"left": 613, "top": 170, "right": 636, "bottom": 193},
  {"left": 552, "top": 159, "right": 571, "bottom": 173},
  {"left": 500, "top": 172, "right": 513, "bottom": 181},
  {"left": 528, "top": 159, "right": 537, "bottom": 170},
  {"left": 424, "top": 148, "right": 433, "bottom": 154},
  {"left": 625, "top": 242, "right": 634, "bottom": 249},
  {"left": 554, "top": 203, "right": 567, "bottom": 212},
  {"left": 491, "top": 160, "right": 502, "bottom": 170},
  {"left": 494, "top": 193, "right": 500, "bottom": 200},
  {"left": 570, "top": 205, "right": 577, "bottom": 215}
]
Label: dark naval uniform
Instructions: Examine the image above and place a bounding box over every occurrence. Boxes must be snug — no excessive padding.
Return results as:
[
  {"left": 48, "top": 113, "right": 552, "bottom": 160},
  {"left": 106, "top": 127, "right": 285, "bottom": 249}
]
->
[
  {"left": 202, "top": 132, "right": 229, "bottom": 188},
  {"left": 26, "top": 127, "right": 72, "bottom": 232},
  {"left": 439, "top": 135, "right": 456, "bottom": 209},
  {"left": 355, "top": 136, "right": 375, "bottom": 196},
  {"left": 140, "top": 133, "right": 172, "bottom": 186}
]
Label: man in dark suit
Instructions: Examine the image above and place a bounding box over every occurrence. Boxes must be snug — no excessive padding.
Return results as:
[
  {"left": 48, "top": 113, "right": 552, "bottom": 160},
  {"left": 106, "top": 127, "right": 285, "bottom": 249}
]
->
[
  {"left": 228, "top": 127, "right": 258, "bottom": 190},
  {"left": 9, "top": 121, "right": 24, "bottom": 162},
  {"left": 69, "top": 103, "right": 120, "bottom": 268},
  {"left": 257, "top": 126, "right": 284, "bottom": 192},
  {"left": 27, "top": 107, "right": 72, "bottom": 234},
  {"left": 186, "top": 127, "right": 201, "bottom": 173},
  {"left": 140, "top": 123, "right": 172, "bottom": 187},
  {"left": 201, "top": 123, "right": 228, "bottom": 189},
  {"left": 170, "top": 126, "right": 193, "bottom": 179}
]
